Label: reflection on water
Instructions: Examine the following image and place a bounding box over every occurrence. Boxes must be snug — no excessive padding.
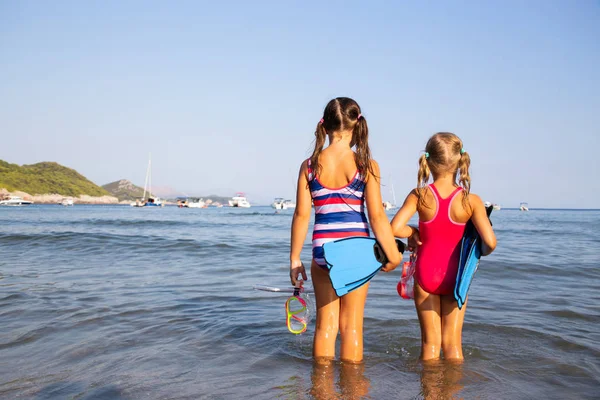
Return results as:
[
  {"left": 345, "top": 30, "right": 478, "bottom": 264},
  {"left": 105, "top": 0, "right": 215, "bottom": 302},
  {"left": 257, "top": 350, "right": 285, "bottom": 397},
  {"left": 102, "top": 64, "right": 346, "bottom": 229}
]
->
[
  {"left": 419, "top": 360, "right": 464, "bottom": 400},
  {"left": 309, "top": 361, "right": 371, "bottom": 400}
]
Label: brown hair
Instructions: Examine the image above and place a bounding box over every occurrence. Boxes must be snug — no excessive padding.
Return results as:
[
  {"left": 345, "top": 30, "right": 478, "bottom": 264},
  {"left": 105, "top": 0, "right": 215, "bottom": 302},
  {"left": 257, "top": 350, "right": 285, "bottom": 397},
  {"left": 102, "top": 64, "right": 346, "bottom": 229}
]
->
[
  {"left": 309, "top": 97, "right": 374, "bottom": 180},
  {"left": 416, "top": 132, "right": 471, "bottom": 210}
]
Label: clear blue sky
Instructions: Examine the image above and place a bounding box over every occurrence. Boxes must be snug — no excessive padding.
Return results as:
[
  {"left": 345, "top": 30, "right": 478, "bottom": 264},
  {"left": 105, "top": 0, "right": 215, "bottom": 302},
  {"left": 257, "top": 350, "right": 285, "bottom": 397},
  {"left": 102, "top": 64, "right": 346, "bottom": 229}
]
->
[{"left": 1, "top": 1, "right": 598, "bottom": 208}]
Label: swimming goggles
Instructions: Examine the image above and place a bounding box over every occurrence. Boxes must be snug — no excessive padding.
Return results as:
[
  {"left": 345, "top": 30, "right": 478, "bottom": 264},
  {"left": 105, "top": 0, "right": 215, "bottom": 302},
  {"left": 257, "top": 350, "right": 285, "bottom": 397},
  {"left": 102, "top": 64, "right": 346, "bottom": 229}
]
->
[{"left": 285, "top": 283, "right": 309, "bottom": 335}]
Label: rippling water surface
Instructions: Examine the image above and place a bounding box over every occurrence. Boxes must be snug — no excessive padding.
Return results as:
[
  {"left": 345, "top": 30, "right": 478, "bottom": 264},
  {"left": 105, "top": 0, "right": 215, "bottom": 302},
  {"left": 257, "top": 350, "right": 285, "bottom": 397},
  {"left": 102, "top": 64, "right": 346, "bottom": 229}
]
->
[{"left": 1, "top": 205, "right": 599, "bottom": 399}]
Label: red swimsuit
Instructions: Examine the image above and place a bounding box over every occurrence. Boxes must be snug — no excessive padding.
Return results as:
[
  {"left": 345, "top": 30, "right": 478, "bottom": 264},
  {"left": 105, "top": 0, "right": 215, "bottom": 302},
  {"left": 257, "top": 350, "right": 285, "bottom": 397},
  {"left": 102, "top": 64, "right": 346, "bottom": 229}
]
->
[{"left": 416, "top": 184, "right": 466, "bottom": 295}]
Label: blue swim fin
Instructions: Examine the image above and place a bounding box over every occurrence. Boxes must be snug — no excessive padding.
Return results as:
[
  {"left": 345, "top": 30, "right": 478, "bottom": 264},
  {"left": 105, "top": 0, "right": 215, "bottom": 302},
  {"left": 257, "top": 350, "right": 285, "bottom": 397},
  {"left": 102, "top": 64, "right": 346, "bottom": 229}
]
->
[
  {"left": 454, "top": 205, "right": 493, "bottom": 309},
  {"left": 323, "top": 237, "right": 405, "bottom": 297}
]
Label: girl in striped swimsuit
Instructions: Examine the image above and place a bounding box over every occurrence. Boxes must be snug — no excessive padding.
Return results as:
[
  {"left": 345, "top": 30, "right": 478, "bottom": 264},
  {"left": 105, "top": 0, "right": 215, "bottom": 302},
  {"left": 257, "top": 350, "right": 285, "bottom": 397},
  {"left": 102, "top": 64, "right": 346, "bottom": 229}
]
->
[{"left": 290, "top": 97, "right": 402, "bottom": 363}]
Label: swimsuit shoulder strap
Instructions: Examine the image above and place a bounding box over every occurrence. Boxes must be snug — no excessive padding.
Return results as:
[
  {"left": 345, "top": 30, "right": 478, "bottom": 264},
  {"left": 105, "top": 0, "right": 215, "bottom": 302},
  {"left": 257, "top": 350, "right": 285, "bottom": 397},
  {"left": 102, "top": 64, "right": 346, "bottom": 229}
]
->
[{"left": 307, "top": 158, "right": 314, "bottom": 181}]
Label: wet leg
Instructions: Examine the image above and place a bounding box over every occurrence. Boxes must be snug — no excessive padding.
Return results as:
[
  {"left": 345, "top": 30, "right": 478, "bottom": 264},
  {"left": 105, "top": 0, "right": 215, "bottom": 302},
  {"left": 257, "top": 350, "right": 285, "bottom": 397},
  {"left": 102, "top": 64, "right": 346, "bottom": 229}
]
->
[
  {"left": 414, "top": 282, "right": 442, "bottom": 360},
  {"left": 311, "top": 262, "right": 339, "bottom": 361},
  {"left": 338, "top": 282, "right": 369, "bottom": 363},
  {"left": 440, "top": 295, "right": 467, "bottom": 360}
]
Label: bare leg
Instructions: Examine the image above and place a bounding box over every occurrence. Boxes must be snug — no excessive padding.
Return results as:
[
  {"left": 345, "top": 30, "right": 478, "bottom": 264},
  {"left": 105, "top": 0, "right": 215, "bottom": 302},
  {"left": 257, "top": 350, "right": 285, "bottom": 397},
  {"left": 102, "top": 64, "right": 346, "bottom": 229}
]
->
[
  {"left": 441, "top": 295, "right": 467, "bottom": 360},
  {"left": 311, "top": 261, "right": 340, "bottom": 361},
  {"left": 339, "top": 281, "right": 369, "bottom": 363},
  {"left": 413, "top": 281, "right": 442, "bottom": 360}
]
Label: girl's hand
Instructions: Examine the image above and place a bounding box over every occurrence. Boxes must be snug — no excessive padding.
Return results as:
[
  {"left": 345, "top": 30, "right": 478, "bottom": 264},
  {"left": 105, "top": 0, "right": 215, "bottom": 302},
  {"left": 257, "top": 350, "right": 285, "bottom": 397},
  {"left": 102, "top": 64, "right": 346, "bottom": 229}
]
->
[
  {"left": 290, "top": 259, "right": 308, "bottom": 286},
  {"left": 381, "top": 260, "right": 400, "bottom": 273},
  {"left": 407, "top": 227, "right": 422, "bottom": 252}
]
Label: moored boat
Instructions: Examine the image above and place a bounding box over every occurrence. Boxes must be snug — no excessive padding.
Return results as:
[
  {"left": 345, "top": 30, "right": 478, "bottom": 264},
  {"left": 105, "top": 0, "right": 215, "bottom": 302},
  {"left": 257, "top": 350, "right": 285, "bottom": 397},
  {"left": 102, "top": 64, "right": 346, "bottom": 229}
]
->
[
  {"left": 229, "top": 193, "right": 251, "bottom": 208},
  {"left": 0, "top": 196, "right": 33, "bottom": 206}
]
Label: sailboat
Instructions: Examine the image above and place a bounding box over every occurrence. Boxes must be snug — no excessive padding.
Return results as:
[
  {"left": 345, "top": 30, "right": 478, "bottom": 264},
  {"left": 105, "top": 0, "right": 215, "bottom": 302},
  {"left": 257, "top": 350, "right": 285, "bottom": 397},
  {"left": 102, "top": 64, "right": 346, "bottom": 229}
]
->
[
  {"left": 131, "top": 154, "right": 164, "bottom": 207},
  {"left": 383, "top": 183, "right": 398, "bottom": 211}
]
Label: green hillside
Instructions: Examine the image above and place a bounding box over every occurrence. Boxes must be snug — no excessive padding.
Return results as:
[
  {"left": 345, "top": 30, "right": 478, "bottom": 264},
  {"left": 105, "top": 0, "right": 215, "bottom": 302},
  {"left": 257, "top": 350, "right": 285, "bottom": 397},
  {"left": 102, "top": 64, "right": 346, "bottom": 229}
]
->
[
  {"left": 0, "top": 160, "right": 109, "bottom": 196},
  {"left": 102, "top": 179, "right": 150, "bottom": 201}
]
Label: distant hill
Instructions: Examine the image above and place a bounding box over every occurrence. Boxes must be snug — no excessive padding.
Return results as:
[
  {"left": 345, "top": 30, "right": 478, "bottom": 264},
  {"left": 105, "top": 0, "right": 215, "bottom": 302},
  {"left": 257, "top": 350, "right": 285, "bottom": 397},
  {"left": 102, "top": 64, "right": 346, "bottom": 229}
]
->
[
  {"left": 0, "top": 160, "right": 109, "bottom": 197},
  {"left": 102, "top": 179, "right": 150, "bottom": 201}
]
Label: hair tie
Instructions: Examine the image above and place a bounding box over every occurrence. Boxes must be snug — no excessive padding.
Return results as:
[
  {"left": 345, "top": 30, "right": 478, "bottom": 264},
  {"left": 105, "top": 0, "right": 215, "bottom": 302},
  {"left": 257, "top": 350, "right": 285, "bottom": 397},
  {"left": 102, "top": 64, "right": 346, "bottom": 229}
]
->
[
  {"left": 460, "top": 148, "right": 466, "bottom": 154},
  {"left": 319, "top": 118, "right": 324, "bottom": 124},
  {"left": 425, "top": 152, "right": 430, "bottom": 159},
  {"left": 357, "top": 113, "right": 362, "bottom": 120}
]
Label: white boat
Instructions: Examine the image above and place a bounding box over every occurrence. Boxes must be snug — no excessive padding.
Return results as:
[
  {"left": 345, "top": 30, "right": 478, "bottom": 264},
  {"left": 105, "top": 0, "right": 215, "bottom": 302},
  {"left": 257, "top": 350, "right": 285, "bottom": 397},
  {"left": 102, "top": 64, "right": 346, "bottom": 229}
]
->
[
  {"left": 383, "top": 183, "right": 398, "bottom": 211},
  {"left": 131, "top": 198, "right": 145, "bottom": 207},
  {"left": 0, "top": 196, "right": 33, "bottom": 206},
  {"left": 185, "top": 197, "right": 206, "bottom": 208},
  {"left": 383, "top": 201, "right": 397, "bottom": 211},
  {"left": 493, "top": 204, "right": 501, "bottom": 211},
  {"left": 520, "top": 202, "right": 529, "bottom": 211},
  {"left": 272, "top": 198, "right": 295, "bottom": 210},
  {"left": 133, "top": 154, "right": 164, "bottom": 207},
  {"left": 272, "top": 198, "right": 285, "bottom": 209},
  {"left": 60, "top": 198, "right": 74, "bottom": 206},
  {"left": 485, "top": 201, "right": 501, "bottom": 211},
  {"left": 229, "top": 193, "right": 251, "bottom": 208}
]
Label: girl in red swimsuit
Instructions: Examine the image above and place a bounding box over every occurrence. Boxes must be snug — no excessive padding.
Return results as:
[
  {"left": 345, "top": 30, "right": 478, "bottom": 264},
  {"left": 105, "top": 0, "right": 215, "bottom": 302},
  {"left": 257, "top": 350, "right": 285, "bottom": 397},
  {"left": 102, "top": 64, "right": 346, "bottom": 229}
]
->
[{"left": 391, "top": 132, "right": 497, "bottom": 361}]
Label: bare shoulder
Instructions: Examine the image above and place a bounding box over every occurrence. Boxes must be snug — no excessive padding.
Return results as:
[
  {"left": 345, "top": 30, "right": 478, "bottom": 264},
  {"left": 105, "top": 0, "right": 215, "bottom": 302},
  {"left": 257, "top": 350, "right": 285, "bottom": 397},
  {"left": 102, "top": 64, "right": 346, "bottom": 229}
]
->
[
  {"left": 300, "top": 159, "right": 309, "bottom": 170},
  {"left": 468, "top": 193, "right": 483, "bottom": 205},
  {"left": 467, "top": 193, "right": 484, "bottom": 212},
  {"left": 369, "top": 159, "right": 380, "bottom": 172},
  {"left": 365, "top": 159, "right": 381, "bottom": 182}
]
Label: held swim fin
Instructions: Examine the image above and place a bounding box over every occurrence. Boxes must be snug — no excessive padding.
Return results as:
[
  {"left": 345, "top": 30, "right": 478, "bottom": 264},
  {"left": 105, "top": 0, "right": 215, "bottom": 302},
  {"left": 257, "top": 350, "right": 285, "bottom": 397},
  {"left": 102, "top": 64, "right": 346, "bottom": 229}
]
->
[
  {"left": 323, "top": 237, "right": 405, "bottom": 297},
  {"left": 454, "top": 205, "right": 493, "bottom": 309}
]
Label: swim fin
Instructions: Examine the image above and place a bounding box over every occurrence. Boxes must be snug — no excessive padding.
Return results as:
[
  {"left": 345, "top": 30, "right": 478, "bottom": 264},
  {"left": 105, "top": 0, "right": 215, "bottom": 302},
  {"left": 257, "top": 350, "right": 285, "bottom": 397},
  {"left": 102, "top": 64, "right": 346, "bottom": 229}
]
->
[
  {"left": 454, "top": 205, "right": 493, "bottom": 309},
  {"left": 323, "top": 237, "right": 405, "bottom": 297}
]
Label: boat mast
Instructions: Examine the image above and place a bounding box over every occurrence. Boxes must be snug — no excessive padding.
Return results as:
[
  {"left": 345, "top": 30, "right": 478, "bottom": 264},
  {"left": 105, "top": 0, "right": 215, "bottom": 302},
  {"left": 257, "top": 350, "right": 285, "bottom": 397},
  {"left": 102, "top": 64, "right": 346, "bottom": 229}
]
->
[
  {"left": 148, "top": 153, "right": 152, "bottom": 199},
  {"left": 142, "top": 153, "right": 151, "bottom": 200}
]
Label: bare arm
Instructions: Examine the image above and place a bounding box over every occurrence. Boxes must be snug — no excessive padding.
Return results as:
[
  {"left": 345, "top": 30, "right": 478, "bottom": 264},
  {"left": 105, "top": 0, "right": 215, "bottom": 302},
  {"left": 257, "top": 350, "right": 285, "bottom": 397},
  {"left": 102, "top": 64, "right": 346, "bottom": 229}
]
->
[
  {"left": 391, "top": 190, "right": 419, "bottom": 238},
  {"left": 365, "top": 161, "right": 402, "bottom": 271},
  {"left": 289, "top": 161, "right": 311, "bottom": 285},
  {"left": 469, "top": 194, "right": 497, "bottom": 256},
  {"left": 390, "top": 190, "right": 422, "bottom": 251}
]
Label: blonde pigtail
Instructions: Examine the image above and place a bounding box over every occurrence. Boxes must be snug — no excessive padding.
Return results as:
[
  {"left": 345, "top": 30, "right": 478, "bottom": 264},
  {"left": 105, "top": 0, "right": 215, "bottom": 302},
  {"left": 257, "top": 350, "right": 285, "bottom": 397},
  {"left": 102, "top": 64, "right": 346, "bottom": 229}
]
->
[
  {"left": 416, "top": 154, "right": 431, "bottom": 209},
  {"left": 457, "top": 151, "right": 471, "bottom": 210}
]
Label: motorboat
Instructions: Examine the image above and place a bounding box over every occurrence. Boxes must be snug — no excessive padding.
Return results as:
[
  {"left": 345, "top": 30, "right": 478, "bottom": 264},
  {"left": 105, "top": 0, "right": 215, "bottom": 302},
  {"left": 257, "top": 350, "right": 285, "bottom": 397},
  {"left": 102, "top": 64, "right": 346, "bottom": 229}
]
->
[
  {"left": 272, "top": 198, "right": 296, "bottom": 210},
  {"left": 520, "top": 202, "right": 529, "bottom": 211},
  {"left": 0, "top": 196, "right": 33, "bottom": 206},
  {"left": 185, "top": 197, "right": 206, "bottom": 208},
  {"left": 60, "top": 198, "right": 74, "bottom": 206},
  {"left": 229, "top": 193, "right": 251, "bottom": 208},
  {"left": 272, "top": 198, "right": 285, "bottom": 209},
  {"left": 493, "top": 204, "right": 501, "bottom": 211}
]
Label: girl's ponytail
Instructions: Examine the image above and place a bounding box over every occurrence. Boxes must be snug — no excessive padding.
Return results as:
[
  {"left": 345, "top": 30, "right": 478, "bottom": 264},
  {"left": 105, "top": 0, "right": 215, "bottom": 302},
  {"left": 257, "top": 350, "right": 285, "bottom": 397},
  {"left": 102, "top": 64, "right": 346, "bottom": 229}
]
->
[
  {"left": 457, "top": 150, "right": 471, "bottom": 210},
  {"left": 309, "top": 122, "right": 327, "bottom": 179},
  {"left": 352, "top": 116, "right": 375, "bottom": 180},
  {"left": 416, "top": 153, "right": 431, "bottom": 209}
]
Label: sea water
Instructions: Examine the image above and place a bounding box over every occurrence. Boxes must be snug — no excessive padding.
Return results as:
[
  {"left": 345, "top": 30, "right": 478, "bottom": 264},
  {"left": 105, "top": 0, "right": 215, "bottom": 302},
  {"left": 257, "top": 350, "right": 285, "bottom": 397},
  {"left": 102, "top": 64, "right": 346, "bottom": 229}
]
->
[{"left": 1, "top": 206, "right": 598, "bottom": 399}]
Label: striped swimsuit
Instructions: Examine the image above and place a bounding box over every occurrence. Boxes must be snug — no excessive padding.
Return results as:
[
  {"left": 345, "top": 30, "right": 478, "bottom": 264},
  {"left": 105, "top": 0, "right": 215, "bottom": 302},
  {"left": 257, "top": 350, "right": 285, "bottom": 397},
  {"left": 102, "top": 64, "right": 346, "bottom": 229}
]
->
[{"left": 308, "top": 159, "right": 370, "bottom": 268}]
